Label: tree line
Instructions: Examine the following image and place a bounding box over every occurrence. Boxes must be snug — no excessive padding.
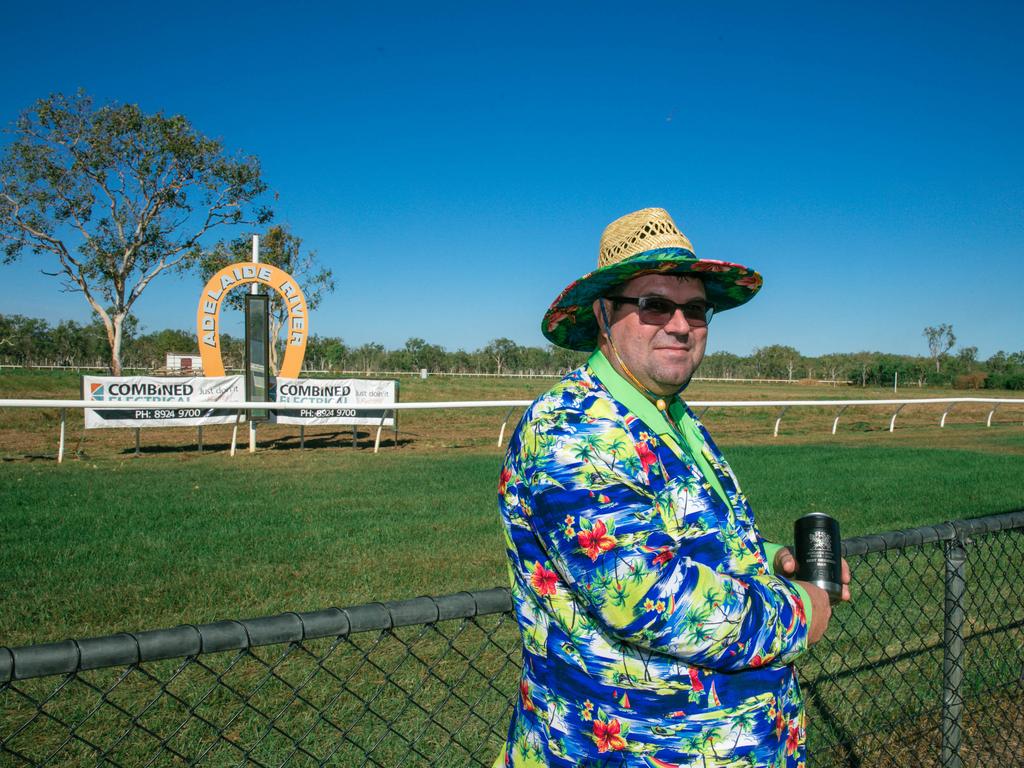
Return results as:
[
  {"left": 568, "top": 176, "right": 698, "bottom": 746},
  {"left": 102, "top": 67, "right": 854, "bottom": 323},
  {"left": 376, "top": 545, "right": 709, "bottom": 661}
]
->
[{"left": 2, "top": 313, "right": 1022, "bottom": 390}]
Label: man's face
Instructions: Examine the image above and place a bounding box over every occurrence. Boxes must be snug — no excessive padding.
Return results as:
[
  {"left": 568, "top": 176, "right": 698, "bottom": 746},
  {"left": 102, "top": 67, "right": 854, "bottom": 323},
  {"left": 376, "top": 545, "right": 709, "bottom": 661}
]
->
[{"left": 593, "top": 274, "right": 709, "bottom": 397}]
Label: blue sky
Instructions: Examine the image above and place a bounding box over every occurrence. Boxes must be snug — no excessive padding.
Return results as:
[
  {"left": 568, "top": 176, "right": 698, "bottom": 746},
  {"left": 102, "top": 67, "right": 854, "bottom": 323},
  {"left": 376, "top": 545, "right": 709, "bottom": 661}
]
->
[{"left": 1, "top": 1, "right": 1021, "bottom": 358}]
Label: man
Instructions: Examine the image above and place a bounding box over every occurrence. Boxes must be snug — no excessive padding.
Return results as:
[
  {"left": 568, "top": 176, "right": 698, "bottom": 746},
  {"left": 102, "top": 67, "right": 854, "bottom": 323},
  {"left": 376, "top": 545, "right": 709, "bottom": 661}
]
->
[{"left": 497, "top": 208, "right": 849, "bottom": 767}]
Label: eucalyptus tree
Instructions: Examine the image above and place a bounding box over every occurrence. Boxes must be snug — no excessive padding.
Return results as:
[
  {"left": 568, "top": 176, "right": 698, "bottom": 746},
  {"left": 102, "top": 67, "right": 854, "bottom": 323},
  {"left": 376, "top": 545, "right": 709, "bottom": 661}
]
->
[
  {"left": 0, "top": 91, "right": 271, "bottom": 374},
  {"left": 923, "top": 324, "right": 956, "bottom": 373}
]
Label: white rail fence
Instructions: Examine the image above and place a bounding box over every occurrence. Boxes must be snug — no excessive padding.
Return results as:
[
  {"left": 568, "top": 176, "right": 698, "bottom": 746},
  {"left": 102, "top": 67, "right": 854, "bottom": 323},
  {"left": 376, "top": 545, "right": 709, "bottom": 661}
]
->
[
  {"left": 0, "top": 362, "right": 855, "bottom": 384},
  {"left": 2, "top": 396, "right": 1023, "bottom": 464}
]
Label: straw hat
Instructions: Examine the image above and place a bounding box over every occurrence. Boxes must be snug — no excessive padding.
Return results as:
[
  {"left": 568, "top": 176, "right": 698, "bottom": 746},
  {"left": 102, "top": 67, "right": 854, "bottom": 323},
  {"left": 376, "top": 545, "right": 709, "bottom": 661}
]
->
[{"left": 541, "top": 207, "right": 763, "bottom": 351}]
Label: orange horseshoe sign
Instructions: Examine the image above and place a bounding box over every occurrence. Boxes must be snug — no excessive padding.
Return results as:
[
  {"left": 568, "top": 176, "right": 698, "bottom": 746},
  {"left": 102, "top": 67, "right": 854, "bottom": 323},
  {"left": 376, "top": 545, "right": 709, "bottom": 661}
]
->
[{"left": 197, "top": 263, "right": 309, "bottom": 378}]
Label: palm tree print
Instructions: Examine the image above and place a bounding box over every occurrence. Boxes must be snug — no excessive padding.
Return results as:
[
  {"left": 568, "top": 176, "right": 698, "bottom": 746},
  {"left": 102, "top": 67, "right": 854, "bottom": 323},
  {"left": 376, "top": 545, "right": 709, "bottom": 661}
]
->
[{"left": 498, "top": 358, "right": 810, "bottom": 766}]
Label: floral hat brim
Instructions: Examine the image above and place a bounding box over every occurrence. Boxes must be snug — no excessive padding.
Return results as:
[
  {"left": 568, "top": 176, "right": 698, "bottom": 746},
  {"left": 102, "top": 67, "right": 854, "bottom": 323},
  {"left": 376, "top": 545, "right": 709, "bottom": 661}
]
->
[{"left": 541, "top": 247, "right": 763, "bottom": 351}]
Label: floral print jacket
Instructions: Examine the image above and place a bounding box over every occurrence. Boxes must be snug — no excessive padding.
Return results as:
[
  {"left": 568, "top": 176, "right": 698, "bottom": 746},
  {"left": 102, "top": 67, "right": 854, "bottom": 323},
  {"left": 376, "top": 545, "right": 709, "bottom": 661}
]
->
[{"left": 498, "top": 355, "right": 811, "bottom": 767}]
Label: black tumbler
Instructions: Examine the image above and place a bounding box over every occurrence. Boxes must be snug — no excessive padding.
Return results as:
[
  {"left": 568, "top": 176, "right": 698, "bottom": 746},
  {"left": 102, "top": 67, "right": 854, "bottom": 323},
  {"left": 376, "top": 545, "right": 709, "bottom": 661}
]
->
[{"left": 794, "top": 513, "right": 843, "bottom": 603}]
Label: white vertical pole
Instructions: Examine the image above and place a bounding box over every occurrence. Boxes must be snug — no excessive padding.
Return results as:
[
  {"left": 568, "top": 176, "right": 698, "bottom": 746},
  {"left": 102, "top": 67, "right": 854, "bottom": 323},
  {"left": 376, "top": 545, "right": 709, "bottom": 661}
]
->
[
  {"left": 889, "top": 404, "right": 906, "bottom": 433},
  {"left": 940, "top": 404, "right": 955, "bottom": 428},
  {"left": 831, "top": 405, "right": 849, "bottom": 436},
  {"left": 374, "top": 412, "right": 389, "bottom": 454},
  {"left": 58, "top": 408, "right": 66, "bottom": 464},
  {"left": 894, "top": 371, "right": 898, "bottom": 393},
  {"left": 497, "top": 407, "right": 517, "bottom": 447},
  {"left": 773, "top": 407, "right": 787, "bottom": 438},
  {"left": 249, "top": 234, "right": 259, "bottom": 454},
  {"left": 231, "top": 410, "right": 241, "bottom": 457}
]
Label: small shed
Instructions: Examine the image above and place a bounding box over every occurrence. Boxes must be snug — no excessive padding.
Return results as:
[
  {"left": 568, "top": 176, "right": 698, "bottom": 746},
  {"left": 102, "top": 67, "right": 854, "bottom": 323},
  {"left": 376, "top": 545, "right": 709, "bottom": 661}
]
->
[{"left": 165, "top": 352, "right": 203, "bottom": 374}]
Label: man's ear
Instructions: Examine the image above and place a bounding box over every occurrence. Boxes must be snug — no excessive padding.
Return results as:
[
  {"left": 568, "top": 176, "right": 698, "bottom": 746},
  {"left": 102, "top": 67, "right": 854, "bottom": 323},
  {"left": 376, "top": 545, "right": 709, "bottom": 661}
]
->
[{"left": 593, "top": 298, "right": 611, "bottom": 345}]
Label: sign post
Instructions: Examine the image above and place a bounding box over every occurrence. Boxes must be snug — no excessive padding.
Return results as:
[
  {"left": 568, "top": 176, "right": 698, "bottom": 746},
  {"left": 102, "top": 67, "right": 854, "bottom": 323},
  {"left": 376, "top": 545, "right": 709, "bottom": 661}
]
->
[
  {"left": 246, "top": 236, "right": 265, "bottom": 453},
  {"left": 245, "top": 292, "right": 271, "bottom": 447}
]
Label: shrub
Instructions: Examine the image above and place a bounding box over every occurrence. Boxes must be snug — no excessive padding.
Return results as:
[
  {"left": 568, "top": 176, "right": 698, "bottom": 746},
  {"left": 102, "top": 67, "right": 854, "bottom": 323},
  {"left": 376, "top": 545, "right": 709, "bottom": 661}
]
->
[{"left": 953, "top": 372, "right": 987, "bottom": 390}]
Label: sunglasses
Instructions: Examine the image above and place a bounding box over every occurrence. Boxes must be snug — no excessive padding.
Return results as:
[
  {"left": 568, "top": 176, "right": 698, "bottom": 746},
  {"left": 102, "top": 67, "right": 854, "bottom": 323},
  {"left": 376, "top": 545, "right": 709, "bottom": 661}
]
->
[{"left": 605, "top": 295, "right": 715, "bottom": 327}]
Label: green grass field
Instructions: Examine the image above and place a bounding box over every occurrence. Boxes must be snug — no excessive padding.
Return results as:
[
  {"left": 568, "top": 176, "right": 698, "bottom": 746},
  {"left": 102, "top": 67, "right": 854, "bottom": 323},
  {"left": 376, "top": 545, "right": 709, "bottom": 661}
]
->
[
  {"left": 1, "top": 368, "right": 1023, "bottom": 647},
  {"left": 2, "top": 370, "right": 1022, "bottom": 766}
]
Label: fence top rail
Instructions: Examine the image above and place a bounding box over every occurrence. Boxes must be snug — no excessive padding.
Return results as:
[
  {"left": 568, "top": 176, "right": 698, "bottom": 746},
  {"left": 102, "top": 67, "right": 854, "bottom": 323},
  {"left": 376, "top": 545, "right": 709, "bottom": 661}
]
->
[
  {"left": 952, "top": 508, "right": 1024, "bottom": 537},
  {"left": 0, "top": 365, "right": 860, "bottom": 382},
  {"left": 2, "top": 396, "right": 1024, "bottom": 411},
  {"left": 839, "top": 509, "right": 1024, "bottom": 556},
  {"left": 0, "top": 588, "right": 513, "bottom": 683},
  {"left": 3, "top": 510, "right": 1022, "bottom": 684}
]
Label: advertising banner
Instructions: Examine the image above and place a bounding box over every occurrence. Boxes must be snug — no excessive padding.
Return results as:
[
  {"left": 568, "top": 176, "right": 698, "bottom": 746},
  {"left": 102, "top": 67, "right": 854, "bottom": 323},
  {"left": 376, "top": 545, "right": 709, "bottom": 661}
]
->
[
  {"left": 83, "top": 376, "right": 245, "bottom": 429},
  {"left": 273, "top": 378, "right": 396, "bottom": 426}
]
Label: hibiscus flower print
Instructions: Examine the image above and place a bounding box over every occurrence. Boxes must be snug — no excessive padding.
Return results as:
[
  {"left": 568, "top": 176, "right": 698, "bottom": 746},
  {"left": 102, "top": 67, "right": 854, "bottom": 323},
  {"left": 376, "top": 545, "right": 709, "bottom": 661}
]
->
[
  {"left": 691, "top": 260, "right": 734, "bottom": 273},
  {"left": 688, "top": 667, "right": 704, "bottom": 692},
  {"left": 634, "top": 441, "right": 658, "bottom": 474},
  {"left": 545, "top": 306, "right": 576, "bottom": 332},
  {"left": 530, "top": 562, "right": 558, "bottom": 597},
  {"left": 519, "top": 679, "right": 535, "bottom": 712},
  {"left": 498, "top": 467, "right": 513, "bottom": 495},
  {"left": 736, "top": 273, "right": 763, "bottom": 290},
  {"left": 792, "top": 593, "right": 806, "bottom": 626},
  {"left": 578, "top": 519, "right": 617, "bottom": 561},
  {"left": 592, "top": 718, "right": 627, "bottom": 752},
  {"left": 786, "top": 724, "right": 801, "bottom": 755},
  {"left": 651, "top": 546, "right": 674, "bottom": 566}
]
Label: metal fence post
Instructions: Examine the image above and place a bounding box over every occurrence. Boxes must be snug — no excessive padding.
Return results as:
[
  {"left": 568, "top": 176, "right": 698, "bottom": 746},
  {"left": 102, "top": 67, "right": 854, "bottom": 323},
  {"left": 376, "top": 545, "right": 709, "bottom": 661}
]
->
[{"left": 940, "top": 535, "right": 967, "bottom": 768}]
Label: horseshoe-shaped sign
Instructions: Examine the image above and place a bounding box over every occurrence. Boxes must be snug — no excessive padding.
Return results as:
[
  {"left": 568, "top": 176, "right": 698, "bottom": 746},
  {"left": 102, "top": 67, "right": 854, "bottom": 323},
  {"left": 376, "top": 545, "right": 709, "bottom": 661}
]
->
[{"left": 196, "top": 263, "right": 309, "bottom": 378}]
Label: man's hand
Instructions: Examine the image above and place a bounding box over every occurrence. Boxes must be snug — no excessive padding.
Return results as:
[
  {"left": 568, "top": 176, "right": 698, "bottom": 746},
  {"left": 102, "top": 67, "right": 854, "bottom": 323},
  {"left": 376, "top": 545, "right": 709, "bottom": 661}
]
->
[{"left": 773, "top": 546, "right": 852, "bottom": 603}]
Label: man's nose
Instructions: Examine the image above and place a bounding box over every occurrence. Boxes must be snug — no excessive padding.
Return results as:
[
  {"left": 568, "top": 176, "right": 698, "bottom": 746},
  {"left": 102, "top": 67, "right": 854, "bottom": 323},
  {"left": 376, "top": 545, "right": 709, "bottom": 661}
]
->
[{"left": 662, "top": 307, "right": 692, "bottom": 334}]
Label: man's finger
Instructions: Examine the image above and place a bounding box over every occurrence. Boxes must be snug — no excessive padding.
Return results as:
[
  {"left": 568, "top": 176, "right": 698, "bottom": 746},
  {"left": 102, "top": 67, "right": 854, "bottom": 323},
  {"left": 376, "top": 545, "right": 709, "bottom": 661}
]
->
[
  {"left": 779, "top": 552, "right": 797, "bottom": 574},
  {"left": 840, "top": 558, "right": 852, "bottom": 602}
]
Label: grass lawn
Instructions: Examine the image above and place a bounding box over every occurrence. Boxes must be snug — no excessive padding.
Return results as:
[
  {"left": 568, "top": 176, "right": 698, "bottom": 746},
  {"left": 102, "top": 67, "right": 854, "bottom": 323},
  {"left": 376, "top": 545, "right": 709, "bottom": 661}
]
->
[
  {"left": 2, "top": 439, "right": 1022, "bottom": 648},
  {"left": 1, "top": 367, "right": 1022, "bottom": 647},
  {"left": 2, "top": 371, "right": 1022, "bottom": 767}
]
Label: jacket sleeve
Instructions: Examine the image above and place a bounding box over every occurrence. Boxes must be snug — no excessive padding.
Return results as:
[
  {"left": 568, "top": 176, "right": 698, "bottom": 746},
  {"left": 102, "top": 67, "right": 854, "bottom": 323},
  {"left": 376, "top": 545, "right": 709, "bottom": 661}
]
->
[
  {"left": 520, "top": 405, "right": 809, "bottom": 671},
  {"left": 763, "top": 542, "right": 786, "bottom": 575}
]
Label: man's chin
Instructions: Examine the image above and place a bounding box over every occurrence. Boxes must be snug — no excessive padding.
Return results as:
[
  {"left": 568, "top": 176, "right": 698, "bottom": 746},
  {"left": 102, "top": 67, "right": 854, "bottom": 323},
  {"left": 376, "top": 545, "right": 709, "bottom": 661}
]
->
[
  {"left": 650, "top": 354, "right": 702, "bottom": 393},
  {"left": 651, "top": 370, "right": 696, "bottom": 396}
]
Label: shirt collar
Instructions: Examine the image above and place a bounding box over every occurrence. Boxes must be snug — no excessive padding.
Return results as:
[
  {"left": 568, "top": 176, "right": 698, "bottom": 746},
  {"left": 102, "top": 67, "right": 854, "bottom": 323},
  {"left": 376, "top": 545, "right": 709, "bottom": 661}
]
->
[
  {"left": 587, "top": 349, "right": 680, "bottom": 440},
  {"left": 586, "top": 349, "right": 733, "bottom": 510}
]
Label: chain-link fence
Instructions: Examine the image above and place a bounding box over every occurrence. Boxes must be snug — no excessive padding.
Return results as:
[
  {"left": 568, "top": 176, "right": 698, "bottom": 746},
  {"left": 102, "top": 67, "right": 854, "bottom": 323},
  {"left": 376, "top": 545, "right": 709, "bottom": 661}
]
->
[{"left": 2, "top": 511, "right": 1022, "bottom": 767}]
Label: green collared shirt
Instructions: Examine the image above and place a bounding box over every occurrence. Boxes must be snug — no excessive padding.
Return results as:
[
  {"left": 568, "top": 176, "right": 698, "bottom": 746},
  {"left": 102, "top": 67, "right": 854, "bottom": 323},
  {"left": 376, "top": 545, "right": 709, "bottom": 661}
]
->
[{"left": 587, "top": 350, "right": 731, "bottom": 509}]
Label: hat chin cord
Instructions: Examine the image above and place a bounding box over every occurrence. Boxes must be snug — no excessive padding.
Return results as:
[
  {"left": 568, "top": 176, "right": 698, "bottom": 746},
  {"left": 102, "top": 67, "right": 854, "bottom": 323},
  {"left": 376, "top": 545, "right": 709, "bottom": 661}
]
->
[{"left": 597, "top": 299, "right": 672, "bottom": 414}]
